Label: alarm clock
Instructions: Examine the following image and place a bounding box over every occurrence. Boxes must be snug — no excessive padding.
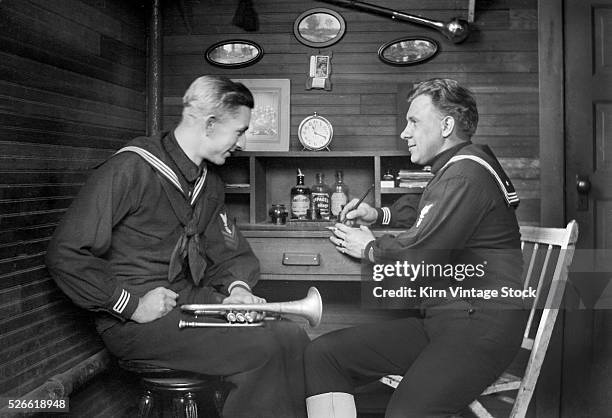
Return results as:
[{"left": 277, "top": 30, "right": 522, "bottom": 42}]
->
[{"left": 298, "top": 113, "right": 333, "bottom": 151}]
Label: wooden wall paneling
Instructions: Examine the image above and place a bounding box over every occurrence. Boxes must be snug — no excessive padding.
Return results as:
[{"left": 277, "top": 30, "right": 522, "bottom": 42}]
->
[
  {"left": 0, "top": 316, "right": 87, "bottom": 362},
  {"left": 0, "top": 37, "right": 144, "bottom": 91},
  {"left": 0, "top": 0, "right": 146, "bottom": 408},
  {"left": 25, "top": 0, "right": 123, "bottom": 39},
  {"left": 0, "top": 56, "right": 145, "bottom": 112},
  {"left": 100, "top": 35, "right": 146, "bottom": 70},
  {"left": 0, "top": 0, "right": 101, "bottom": 55},
  {"left": 0, "top": 82, "right": 145, "bottom": 128}
]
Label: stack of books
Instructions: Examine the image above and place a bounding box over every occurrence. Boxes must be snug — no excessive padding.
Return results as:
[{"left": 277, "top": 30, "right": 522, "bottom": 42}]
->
[{"left": 397, "top": 168, "right": 434, "bottom": 188}]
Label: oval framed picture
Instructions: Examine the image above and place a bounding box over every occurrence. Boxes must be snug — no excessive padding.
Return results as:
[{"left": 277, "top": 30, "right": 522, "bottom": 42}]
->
[
  {"left": 294, "top": 8, "right": 346, "bottom": 48},
  {"left": 205, "top": 40, "right": 264, "bottom": 68},
  {"left": 378, "top": 37, "right": 439, "bottom": 66}
]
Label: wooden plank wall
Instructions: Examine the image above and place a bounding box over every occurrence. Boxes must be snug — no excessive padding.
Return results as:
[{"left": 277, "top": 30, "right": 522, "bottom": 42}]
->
[
  {"left": 162, "top": 0, "right": 540, "bottom": 225},
  {"left": 0, "top": 0, "right": 146, "bottom": 404}
]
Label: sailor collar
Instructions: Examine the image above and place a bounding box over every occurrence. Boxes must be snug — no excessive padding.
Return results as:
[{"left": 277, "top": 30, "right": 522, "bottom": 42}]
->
[{"left": 429, "top": 141, "right": 471, "bottom": 174}]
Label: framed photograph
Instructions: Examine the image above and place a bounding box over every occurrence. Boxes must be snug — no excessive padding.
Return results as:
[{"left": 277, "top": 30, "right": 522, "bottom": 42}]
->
[
  {"left": 310, "top": 55, "right": 330, "bottom": 78},
  {"left": 378, "top": 37, "right": 439, "bottom": 66},
  {"left": 294, "top": 8, "right": 346, "bottom": 48},
  {"left": 232, "top": 79, "right": 291, "bottom": 151},
  {"left": 205, "top": 40, "right": 263, "bottom": 68}
]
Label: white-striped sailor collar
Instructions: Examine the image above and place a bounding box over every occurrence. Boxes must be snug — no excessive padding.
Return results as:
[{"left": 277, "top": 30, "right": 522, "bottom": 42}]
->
[{"left": 116, "top": 146, "right": 207, "bottom": 206}]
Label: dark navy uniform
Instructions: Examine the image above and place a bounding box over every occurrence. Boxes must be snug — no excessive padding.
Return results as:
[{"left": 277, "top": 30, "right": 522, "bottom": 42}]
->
[
  {"left": 306, "top": 142, "right": 528, "bottom": 417},
  {"left": 46, "top": 131, "right": 309, "bottom": 418}
]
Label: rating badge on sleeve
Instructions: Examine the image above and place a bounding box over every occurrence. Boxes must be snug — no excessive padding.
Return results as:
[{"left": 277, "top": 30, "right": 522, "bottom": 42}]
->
[{"left": 219, "top": 211, "right": 238, "bottom": 250}]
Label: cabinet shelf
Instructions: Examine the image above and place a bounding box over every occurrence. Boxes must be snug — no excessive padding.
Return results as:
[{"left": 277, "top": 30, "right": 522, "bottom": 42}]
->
[
  {"left": 240, "top": 221, "right": 333, "bottom": 232},
  {"left": 219, "top": 150, "right": 423, "bottom": 227},
  {"left": 235, "top": 150, "right": 411, "bottom": 158},
  {"left": 381, "top": 187, "right": 424, "bottom": 194},
  {"left": 225, "top": 186, "right": 251, "bottom": 194}
]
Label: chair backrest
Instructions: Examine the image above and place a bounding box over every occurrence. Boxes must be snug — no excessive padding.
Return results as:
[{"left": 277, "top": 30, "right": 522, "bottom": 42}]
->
[{"left": 510, "top": 220, "right": 579, "bottom": 417}]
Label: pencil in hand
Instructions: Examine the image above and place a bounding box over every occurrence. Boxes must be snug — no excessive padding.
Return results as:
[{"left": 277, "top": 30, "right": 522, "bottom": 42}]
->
[{"left": 343, "top": 184, "right": 374, "bottom": 225}]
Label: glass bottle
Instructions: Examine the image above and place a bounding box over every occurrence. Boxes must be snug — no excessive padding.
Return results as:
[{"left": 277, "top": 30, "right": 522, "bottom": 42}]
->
[
  {"left": 290, "top": 169, "right": 311, "bottom": 220},
  {"left": 330, "top": 170, "right": 349, "bottom": 219},
  {"left": 310, "top": 173, "right": 330, "bottom": 220}
]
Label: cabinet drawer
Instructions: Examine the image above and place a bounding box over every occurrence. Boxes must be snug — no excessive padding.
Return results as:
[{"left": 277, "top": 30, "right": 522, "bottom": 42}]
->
[{"left": 246, "top": 235, "right": 362, "bottom": 281}]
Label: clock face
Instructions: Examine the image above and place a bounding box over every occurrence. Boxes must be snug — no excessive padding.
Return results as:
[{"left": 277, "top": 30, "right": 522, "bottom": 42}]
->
[{"left": 298, "top": 115, "right": 333, "bottom": 150}]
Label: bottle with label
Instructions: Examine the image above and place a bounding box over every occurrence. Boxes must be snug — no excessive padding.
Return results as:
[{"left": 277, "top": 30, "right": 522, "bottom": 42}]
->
[
  {"left": 330, "top": 170, "right": 349, "bottom": 219},
  {"left": 290, "top": 168, "right": 311, "bottom": 220},
  {"left": 310, "top": 172, "right": 330, "bottom": 220}
]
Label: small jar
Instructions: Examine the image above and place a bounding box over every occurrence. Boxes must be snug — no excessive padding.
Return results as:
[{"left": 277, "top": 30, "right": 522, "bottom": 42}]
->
[
  {"left": 382, "top": 169, "right": 395, "bottom": 181},
  {"left": 269, "top": 204, "right": 288, "bottom": 225}
]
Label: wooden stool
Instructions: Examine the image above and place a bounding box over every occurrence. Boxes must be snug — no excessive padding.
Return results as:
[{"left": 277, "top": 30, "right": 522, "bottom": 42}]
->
[{"left": 118, "top": 360, "right": 229, "bottom": 418}]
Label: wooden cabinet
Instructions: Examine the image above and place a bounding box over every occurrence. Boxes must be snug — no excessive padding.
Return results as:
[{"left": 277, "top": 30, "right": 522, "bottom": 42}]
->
[{"left": 218, "top": 150, "right": 422, "bottom": 226}]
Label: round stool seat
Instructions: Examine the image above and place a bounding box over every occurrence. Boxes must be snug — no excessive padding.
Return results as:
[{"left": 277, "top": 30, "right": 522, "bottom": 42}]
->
[
  {"left": 118, "top": 359, "right": 228, "bottom": 418},
  {"left": 141, "top": 376, "right": 220, "bottom": 396}
]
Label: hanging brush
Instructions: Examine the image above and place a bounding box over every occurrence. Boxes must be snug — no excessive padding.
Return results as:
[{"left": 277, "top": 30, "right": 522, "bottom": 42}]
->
[{"left": 233, "top": 0, "right": 259, "bottom": 32}]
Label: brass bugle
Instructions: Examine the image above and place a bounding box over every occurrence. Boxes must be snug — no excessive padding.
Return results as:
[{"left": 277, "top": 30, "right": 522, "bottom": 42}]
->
[
  {"left": 316, "top": 0, "right": 470, "bottom": 44},
  {"left": 179, "top": 287, "right": 323, "bottom": 328}
]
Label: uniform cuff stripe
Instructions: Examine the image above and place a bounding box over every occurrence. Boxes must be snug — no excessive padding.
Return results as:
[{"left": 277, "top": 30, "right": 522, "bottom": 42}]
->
[
  {"left": 381, "top": 207, "right": 391, "bottom": 225},
  {"left": 113, "top": 289, "right": 130, "bottom": 314},
  {"left": 368, "top": 247, "right": 375, "bottom": 263},
  {"left": 228, "top": 281, "right": 251, "bottom": 293}
]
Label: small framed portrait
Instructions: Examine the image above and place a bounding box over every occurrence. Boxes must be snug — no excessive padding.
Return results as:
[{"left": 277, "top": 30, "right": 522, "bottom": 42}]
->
[
  {"left": 205, "top": 40, "right": 263, "bottom": 68},
  {"left": 294, "top": 8, "right": 346, "bottom": 48},
  {"left": 310, "top": 55, "right": 330, "bottom": 78},
  {"left": 377, "top": 37, "right": 439, "bottom": 66}
]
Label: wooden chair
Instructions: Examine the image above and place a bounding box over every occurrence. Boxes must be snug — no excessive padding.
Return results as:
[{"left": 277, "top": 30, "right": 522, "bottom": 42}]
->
[
  {"left": 380, "top": 220, "right": 579, "bottom": 418},
  {"left": 118, "top": 359, "right": 230, "bottom": 418}
]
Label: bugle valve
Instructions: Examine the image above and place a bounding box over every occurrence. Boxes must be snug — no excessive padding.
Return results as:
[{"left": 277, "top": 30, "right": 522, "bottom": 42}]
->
[{"left": 179, "top": 287, "right": 323, "bottom": 328}]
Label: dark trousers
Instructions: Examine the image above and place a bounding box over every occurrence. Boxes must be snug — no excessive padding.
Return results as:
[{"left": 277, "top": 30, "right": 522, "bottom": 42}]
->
[
  {"left": 102, "top": 309, "right": 310, "bottom": 418},
  {"left": 305, "top": 300, "right": 527, "bottom": 418}
]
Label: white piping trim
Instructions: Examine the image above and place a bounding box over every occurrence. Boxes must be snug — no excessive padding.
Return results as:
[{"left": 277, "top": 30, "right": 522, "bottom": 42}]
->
[
  {"left": 228, "top": 280, "right": 251, "bottom": 293},
  {"left": 117, "top": 146, "right": 183, "bottom": 192},
  {"left": 381, "top": 207, "right": 391, "bottom": 225},
  {"left": 113, "top": 289, "right": 130, "bottom": 313},
  {"left": 442, "top": 155, "right": 520, "bottom": 205},
  {"left": 190, "top": 168, "right": 208, "bottom": 205}
]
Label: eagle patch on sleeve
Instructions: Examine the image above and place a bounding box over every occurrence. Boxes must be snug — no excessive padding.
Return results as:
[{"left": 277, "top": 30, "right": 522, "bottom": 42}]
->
[{"left": 416, "top": 203, "right": 434, "bottom": 228}]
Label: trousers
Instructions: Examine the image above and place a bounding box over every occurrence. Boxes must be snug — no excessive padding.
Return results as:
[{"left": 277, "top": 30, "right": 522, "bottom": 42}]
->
[
  {"left": 305, "top": 300, "right": 527, "bottom": 418},
  {"left": 102, "top": 309, "right": 310, "bottom": 418}
]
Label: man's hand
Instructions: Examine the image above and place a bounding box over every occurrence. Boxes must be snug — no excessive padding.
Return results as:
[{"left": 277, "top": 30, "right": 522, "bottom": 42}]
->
[
  {"left": 329, "top": 223, "right": 376, "bottom": 259},
  {"left": 131, "top": 287, "right": 178, "bottom": 323},
  {"left": 340, "top": 200, "right": 378, "bottom": 226},
  {"left": 223, "top": 287, "right": 266, "bottom": 322}
]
